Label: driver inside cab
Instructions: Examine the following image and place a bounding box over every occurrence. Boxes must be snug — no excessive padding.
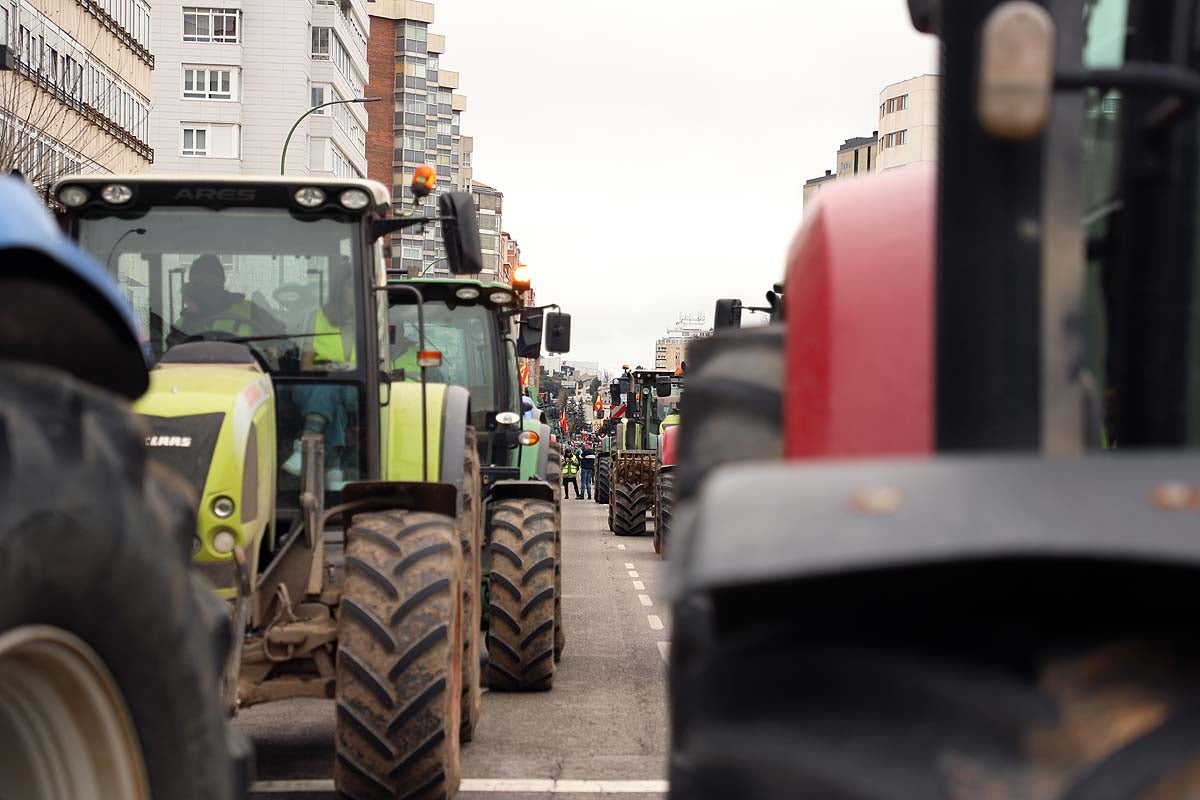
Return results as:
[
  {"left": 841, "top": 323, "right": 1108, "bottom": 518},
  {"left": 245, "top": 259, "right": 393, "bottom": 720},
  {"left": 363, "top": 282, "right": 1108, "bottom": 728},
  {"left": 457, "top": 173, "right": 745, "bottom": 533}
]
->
[{"left": 168, "top": 254, "right": 283, "bottom": 346}]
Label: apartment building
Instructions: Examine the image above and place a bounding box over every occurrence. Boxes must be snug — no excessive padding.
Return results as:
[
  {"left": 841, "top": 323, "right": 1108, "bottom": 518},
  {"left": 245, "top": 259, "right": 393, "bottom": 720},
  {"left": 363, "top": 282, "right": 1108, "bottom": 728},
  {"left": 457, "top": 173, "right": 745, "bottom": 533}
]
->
[
  {"left": 150, "top": 0, "right": 370, "bottom": 176},
  {"left": 836, "top": 133, "right": 876, "bottom": 178},
  {"left": 877, "top": 73, "right": 938, "bottom": 171},
  {"left": 470, "top": 179, "right": 502, "bottom": 280},
  {"left": 0, "top": 0, "right": 153, "bottom": 190},
  {"left": 363, "top": 0, "right": 469, "bottom": 275},
  {"left": 655, "top": 314, "right": 710, "bottom": 371}
]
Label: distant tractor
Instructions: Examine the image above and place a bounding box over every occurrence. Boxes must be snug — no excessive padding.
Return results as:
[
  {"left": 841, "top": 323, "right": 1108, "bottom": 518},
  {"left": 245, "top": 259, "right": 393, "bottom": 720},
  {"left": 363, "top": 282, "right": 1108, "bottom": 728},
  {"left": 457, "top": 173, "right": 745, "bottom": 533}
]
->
[
  {"left": 606, "top": 369, "right": 679, "bottom": 536},
  {"left": 58, "top": 170, "right": 492, "bottom": 799}
]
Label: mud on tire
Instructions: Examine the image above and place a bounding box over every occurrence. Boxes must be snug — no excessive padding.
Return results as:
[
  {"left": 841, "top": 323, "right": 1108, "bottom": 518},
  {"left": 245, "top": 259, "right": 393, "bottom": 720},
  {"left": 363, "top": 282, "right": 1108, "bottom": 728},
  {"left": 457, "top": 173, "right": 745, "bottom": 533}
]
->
[
  {"left": 0, "top": 363, "right": 240, "bottom": 800},
  {"left": 336, "top": 511, "right": 464, "bottom": 800},
  {"left": 486, "top": 498, "right": 557, "bottom": 691}
]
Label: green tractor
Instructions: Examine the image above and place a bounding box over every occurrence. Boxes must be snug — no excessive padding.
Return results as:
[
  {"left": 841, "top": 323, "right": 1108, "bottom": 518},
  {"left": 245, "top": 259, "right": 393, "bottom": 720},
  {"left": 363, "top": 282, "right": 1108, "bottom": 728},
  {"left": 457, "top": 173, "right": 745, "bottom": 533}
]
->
[
  {"left": 385, "top": 277, "right": 572, "bottom": 681},
  {"left": 606, "top": 369, "right": 681, "bottom": 536},
  {"left": 55, "top": 172, "right": 500, "bottom": 799}
]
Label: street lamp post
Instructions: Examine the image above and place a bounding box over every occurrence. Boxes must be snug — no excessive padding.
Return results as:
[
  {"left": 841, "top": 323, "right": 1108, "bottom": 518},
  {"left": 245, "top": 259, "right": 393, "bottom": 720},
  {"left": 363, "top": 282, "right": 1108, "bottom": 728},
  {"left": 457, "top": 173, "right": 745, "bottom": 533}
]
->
[{"left": 280, "top": 97, "right": 381, "bottom": 176}]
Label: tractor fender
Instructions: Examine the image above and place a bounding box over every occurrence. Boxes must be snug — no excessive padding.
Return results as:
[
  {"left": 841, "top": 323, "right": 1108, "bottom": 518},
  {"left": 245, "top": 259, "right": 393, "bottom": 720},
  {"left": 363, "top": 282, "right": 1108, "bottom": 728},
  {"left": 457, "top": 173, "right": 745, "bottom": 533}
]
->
[
  {"left": 660, "top": 424, "right": 680, "bottom": 468},
  {"left": 438, "top": 384, "right": 471, "bottom": 512},
  {"left": 489, "top": 479, "right": 555, "bottom": 505},
  {"left": 0, "top": 177, "right": 148, "bottom": 399},
  {"left": 342, "top": 481, "right": 457, "bottom": 521}
]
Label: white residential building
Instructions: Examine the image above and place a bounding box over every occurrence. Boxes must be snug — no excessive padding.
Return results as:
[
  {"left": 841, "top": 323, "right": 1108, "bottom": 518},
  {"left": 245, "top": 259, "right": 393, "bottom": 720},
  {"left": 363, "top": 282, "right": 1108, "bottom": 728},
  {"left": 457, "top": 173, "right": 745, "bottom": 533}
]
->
[
  {"left": 150, "top": 0, "right": 370, "bottom": 176},
  {"left": 876, "top": 73, "right": 938, "bottom": 171},
  {"left": 0, "top": 0, "right": 153, "bottom": 190}
]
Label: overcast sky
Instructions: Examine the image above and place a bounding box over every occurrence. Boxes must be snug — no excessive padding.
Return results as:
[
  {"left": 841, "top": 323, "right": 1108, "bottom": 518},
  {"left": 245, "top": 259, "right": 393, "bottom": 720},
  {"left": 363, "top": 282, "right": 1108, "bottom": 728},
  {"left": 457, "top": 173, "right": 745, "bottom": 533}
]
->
[{"left": 434, "top": 1, "right": 938, "bottom": 375}]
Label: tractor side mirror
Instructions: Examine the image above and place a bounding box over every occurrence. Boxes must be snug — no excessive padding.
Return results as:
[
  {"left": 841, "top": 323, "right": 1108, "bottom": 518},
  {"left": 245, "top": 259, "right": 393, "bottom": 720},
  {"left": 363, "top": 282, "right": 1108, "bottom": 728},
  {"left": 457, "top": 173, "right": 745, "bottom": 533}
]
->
[
  {"left": 439, "top": 192, "right": 483, "bottom": 275},
  {"left": 517, "top": 308, "right": 543, "bottom": 359},
  {"left": 656, "top": 378, "right": 672, "bottom": 397},
  {"left": 545, "top": 311, "right": 571, "bottom": 353},
  {"left": 714, "top": 298, "right": 742, "bottom": 331}
]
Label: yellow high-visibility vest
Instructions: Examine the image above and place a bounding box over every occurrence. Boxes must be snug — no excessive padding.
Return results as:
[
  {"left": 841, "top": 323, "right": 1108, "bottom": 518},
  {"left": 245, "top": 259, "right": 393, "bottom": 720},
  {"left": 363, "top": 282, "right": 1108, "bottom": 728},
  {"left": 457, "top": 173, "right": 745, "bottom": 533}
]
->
[{"left": 312, "top": 308, "right": 355, "bottom": 365}]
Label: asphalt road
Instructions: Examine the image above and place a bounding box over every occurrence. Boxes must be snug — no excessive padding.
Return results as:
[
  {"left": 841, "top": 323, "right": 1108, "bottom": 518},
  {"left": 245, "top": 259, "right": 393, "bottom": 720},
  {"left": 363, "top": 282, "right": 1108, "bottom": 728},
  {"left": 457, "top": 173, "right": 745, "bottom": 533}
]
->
[{"left": 242, "top": 497, "right": 671, "bottom": 800}]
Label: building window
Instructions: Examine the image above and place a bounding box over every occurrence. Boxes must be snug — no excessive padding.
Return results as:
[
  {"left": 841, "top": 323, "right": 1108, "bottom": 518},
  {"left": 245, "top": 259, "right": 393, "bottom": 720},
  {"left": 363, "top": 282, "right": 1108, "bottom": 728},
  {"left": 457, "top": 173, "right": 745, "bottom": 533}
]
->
[
  {"left": 183, "top": 8, "right": 239, "bottom": 43},
  {"left": 896, "top": 129, "right": 907, "bottom": 145},
  {"left": 311, "top": 83, "right": 327, "bottom": 110},
  {"left": 311, "top": 27, "right": 331, "bottom": 59},
  {"left": 898, "top": 94, "right": 909, "bottom": 111},
  {"left": 183, "top": 66, "right": 237, "bottom": 100},
  {"left": 887, "top": 98, "right": 896, "bottom": 113},
  {"left": 182, "top": 126, "right": 208, "bottom": 156},
  {"left": 403, "top": 22, "right": 427, "bottom": 41}
]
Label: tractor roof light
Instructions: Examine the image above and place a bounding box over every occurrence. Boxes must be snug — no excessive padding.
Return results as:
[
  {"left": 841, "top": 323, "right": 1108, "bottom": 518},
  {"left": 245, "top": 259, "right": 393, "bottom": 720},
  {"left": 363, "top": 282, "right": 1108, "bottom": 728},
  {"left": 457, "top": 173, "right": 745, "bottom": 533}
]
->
[
  {"left": 411, "top": 165, "right": 437, "bottom": 199},
  {"left": 58, "top": 185, "right": 89, "bottom": 207},
  {"left": 455, "top": 286, "right": 480, "bottom": 300},
  {"left": 100, "top": 184, "right": 133, "bottom": 205},
  {"left": 495, "top": 411, "right": 521, "bottom": 426},
  {"left": 294, "top": 187, "right": 326, "bottom": 208},
  {"left": 511, "top": 264, "right": 531, "bottom": 292},
  {"left": 340, "top": 188, "right": 371, "bottom": 210},
  {"left": 417, "top": 350, "right": 442, "bottom": 367},
  {"left": 518, "top": 430, "right": 539, "bottom": 446},
  {"left": 488, "top": 291, "right": 514, "bottom": 305}
]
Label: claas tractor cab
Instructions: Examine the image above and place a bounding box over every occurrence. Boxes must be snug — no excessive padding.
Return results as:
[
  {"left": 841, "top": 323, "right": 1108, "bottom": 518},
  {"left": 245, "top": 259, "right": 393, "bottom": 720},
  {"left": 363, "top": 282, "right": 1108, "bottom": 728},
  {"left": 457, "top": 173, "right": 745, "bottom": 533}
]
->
[
  {"left": 386, "top": 274, "right": 574, "bottom": 682},
  {"left": 56, "top": 170, "right": 487, "bottom": 799},
  {"left": 606, "top": 367, "right": 676, "bottom": 536},
  {"left": 670, "top": 1, "right": 1200, "bottom": 798}
]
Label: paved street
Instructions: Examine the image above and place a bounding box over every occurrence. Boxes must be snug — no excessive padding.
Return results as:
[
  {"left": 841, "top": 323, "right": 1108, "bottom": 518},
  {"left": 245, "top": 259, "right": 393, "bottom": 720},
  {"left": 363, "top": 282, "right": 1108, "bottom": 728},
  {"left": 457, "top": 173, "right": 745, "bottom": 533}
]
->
[{"left": 243, "top": 498, "right": 670, "bottom": 800}]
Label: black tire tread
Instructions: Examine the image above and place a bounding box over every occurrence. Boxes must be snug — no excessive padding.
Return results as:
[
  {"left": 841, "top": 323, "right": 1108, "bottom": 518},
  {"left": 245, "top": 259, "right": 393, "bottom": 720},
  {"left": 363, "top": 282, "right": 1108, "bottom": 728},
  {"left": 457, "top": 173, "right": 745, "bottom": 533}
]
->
[
  {"left": 486, "top": 498, "right": 557, "bottom": 691},
  {"left": 335, "top": 510, "right": 463, "bottom": 800},
  {"left": 613, "top": 481, "right": 650, "bottom": 536}
]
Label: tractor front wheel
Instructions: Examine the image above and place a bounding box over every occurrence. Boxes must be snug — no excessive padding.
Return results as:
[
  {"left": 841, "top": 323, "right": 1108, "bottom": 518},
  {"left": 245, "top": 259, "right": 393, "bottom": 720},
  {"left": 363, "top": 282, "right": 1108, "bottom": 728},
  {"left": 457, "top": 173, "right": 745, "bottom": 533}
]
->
[
  {"left": 486, "top": 499, "right": 557, "bottom": 691},
  {"left": 595, "top": 455, "right": 611, "bottom": 505},
  {"left": 335, "top": 511, "right": 464, "bottom": 800},
  {"left": 613, "top": 481, "right": 649, "bottom": 536}
]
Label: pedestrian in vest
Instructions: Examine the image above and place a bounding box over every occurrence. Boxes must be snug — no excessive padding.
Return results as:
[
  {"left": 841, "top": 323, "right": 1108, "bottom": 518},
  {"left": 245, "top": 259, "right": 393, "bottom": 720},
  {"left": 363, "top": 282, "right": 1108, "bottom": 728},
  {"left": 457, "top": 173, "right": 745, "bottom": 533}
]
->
[
  {"left": 284, "top": 274, "right": 357, "bottom": 490},
  {"left": 168, "top": 254, "right": 283, "bottom": 346},
  {"left": 579, "top": 444, "right": 596, "bottom": 500},
  {"left": 562, "top": 450, "right": 581, "bottom": 499}
]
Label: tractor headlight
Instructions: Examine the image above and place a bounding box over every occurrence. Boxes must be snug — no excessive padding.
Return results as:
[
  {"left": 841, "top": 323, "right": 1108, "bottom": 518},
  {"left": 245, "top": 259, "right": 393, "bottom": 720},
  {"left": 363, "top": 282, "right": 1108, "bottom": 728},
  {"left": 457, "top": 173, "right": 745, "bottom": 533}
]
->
[
  {"left": 100, "top": 183, "right": 133, "bottom": 204},
  {"left": 495, "top": 411, "right": 520, "bottom": 426},
  {"left": 488, "top": 291, "right": 513, "bottom": 305},
  {"left": 211, "top": 495, "right": 235, "bottom": 519},
  {"left": 518, "top": 430, "right": 539, "bottom": 446},
  {"left": 294, "top": 187, "right": 326, "bottom": 208},
  {"left": 455, "top": 287, "right": 480, "bottom": 301},
  {"left": 211, "top": 529, "right": 237, "bottom": 555},
  {"left": 58, "top": 185, "right": 89, "bottom": 207},
  {"left": 340, "top": 188, "right": 370, "bottom": 210}
]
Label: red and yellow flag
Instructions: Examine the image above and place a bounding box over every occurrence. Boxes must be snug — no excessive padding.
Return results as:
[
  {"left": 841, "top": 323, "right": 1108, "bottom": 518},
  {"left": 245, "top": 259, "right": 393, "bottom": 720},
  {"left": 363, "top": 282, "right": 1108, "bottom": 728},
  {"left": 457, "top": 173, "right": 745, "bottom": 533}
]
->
[{"left": 519, "top": 361, "right": 531, "bottom": 386}]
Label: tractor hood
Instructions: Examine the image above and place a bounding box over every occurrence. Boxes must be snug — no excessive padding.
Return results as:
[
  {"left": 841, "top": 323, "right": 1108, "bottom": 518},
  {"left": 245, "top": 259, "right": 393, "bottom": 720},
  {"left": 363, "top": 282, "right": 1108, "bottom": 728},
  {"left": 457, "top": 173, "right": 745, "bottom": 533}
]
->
[{"left": 136, "top": 362, "right": 272, "bottom": 494}]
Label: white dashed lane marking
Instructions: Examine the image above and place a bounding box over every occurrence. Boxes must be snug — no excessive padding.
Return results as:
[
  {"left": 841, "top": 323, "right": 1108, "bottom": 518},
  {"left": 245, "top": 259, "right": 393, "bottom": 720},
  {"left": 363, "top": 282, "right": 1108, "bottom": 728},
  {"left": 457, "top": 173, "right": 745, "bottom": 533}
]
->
[
  {"left": 624, "top": 562, "right": 635, "bottom": 569},
  {"left": 628, "top": 570, "right": 639, "bottom": 578},
  {"left": 617, "top": 543, "right": 626, "bottom": 550},
  {"left": 647, "top": 615, "right": 664, "bottom": 631},
  {"left": 632, "top": 580, "right": 645, "bottom": 590},
  {"left": 657, "top": 641, "right": 670, "bottom": 662},
  {"left": 638, "top": 594, "right": 653, "bottom": 607}
]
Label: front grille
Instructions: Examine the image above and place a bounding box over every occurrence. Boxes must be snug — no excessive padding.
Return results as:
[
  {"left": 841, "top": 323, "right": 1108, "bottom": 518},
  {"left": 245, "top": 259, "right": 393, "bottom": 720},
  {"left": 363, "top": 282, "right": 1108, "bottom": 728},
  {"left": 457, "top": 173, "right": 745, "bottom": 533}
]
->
[{"left": 140, "top": 412, "right": 225, "bottom": 491}]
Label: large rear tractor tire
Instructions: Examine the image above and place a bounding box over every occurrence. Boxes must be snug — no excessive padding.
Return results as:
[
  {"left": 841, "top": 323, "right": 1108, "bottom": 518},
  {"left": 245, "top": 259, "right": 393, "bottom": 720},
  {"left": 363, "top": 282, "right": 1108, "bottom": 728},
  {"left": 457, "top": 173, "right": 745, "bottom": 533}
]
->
[
  {"left": 459, "top": 429, "right": 483, "bottom": 743},
  {"left": 547, "top": 441, "right": 562, "bottom": 504},
  {"left": 613, "top": 481, "right": 650, "bottom": 536},
  {"left": 336, "top": 511, "right": 464, "bottom": 800},
  {"left": 486, "top": 499, "right": 557, "bottom": 691},
  {"left": 0, "top": 363, "right": 241, "bottom": 800},
  {"left": 595, "top": 455, "right": 611, "bottom": 505},
  {"left": 654, "top": 470, "right": 675, "bottom": 556}
]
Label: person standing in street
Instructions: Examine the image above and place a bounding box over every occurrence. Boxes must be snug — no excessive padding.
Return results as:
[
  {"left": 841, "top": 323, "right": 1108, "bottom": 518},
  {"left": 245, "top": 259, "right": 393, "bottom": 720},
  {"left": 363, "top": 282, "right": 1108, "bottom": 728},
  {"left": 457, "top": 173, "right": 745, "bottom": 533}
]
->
[
  {"left": 580, "top": 444, "right": 596, "bottom": 500},
  {"left": 562, "top": 449, "right": 581, "bottom": 499}
]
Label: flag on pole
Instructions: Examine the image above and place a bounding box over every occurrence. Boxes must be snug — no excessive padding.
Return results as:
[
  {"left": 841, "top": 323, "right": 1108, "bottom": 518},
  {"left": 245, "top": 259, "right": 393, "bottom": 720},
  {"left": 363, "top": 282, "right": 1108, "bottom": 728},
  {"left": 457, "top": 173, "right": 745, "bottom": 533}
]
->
[
  {"left": 560, "top": 410, "right": 568, "bottom": 430},
  {"left": 593, "top": 395, "right": 603, "bottom": 414},
  {"left": 519, "top": 362, "right": 530, "bottom": 386}
]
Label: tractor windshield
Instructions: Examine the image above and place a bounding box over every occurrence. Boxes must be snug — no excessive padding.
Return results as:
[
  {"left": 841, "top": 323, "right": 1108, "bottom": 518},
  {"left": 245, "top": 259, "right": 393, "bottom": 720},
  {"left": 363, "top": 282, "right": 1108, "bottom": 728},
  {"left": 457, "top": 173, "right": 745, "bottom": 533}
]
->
[
  {"left": 386, "top": 299, "right": 503, "bottom": 432},
  {"left": 77, "top": 207, "right": 362, "bottom": 372}
]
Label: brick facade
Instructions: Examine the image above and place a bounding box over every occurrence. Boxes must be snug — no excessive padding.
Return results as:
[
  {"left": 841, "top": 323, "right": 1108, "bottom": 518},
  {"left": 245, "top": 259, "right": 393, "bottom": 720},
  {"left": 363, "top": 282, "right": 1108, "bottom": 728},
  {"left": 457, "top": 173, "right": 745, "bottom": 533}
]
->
[{"left": 365, "top": 16, "right": 397, "bottom": 197}]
